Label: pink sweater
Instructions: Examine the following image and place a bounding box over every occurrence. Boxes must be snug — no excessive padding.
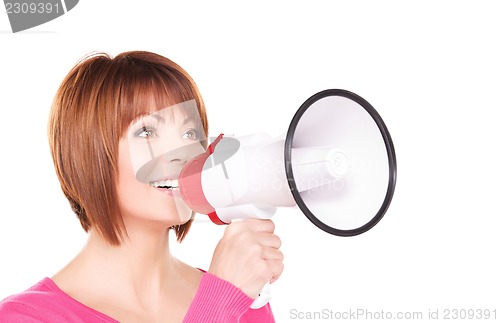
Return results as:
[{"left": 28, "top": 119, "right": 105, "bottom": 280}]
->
[{"left": 0, "top": 273, "right": 274, "bottom": 322}]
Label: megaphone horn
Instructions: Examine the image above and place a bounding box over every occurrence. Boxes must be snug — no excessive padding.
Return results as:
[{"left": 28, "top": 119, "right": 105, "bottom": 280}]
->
[{"left": 285, "top": 89, "right": 397, "bottom": 236}]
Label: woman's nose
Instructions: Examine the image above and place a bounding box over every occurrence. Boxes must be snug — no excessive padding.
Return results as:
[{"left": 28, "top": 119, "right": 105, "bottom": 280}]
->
[
  {"left": 165, "top": 156, "right": 187, "bottom": 165},
  {"left": 161, "top": 141, "right": 204, "bottom": 165},
  {"left": 161, "top": 148, "right": 188, "bottom": 165}
]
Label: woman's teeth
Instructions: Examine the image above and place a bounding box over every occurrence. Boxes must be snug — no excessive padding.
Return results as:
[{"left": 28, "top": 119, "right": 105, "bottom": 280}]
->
[{"left": 150, "top": 179, "right": 179, "bottom": 189}]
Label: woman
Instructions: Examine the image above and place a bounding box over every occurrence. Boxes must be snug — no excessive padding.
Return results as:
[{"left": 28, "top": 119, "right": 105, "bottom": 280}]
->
[{"left": 0, "top": 51, "right": 284, "bottom": 322}]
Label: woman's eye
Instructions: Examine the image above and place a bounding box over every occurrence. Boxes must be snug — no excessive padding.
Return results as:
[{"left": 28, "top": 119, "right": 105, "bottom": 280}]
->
[
  {"left": 182, "top": 129, "right": 199, "bottom": 140},
  {"left": 135, "top": 126, "right": 158, "bottom": 138}
]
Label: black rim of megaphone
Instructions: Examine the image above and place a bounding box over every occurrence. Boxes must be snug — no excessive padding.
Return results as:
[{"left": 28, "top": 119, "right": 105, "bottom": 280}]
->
[{"left": 284, "top": 89, "right": 397, "bottom": 237}]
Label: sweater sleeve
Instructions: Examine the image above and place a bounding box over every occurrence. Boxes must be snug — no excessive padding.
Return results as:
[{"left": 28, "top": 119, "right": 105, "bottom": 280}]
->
[{"left": 183, "top": 272, "right": 274, "bottom": 323}]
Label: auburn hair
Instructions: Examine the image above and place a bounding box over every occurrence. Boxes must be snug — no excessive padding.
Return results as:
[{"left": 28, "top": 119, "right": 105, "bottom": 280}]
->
[{"left": 48, "top": 51, "right": 208, "bottom": 245}]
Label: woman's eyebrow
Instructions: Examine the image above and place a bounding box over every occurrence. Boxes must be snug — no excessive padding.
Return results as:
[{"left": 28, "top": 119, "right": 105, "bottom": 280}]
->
[
  {"left": 182, "top": 117, "right": 196, "bottom": 126},
  {"left": 134, "top": 113, "right": 165, "bottom": 125},
  {"left": 183, "top": 112, "right": 205, "bottom": 126},
  {"left": 150, "top": 114, "right": 165, "bottom": 123},
  {"left": 140, "top": 111, "right": 199, "bottom": 126}
]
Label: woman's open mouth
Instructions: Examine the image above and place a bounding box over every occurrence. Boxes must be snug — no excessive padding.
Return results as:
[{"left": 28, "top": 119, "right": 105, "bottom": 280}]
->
[{"left": 150, "top": 179, "right": 179, "bottom": 190}]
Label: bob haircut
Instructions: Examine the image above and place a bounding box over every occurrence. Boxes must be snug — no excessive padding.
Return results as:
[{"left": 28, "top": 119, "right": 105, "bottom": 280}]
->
[{"left": 48, "top": 51, "right": 208, "bottom": 246}]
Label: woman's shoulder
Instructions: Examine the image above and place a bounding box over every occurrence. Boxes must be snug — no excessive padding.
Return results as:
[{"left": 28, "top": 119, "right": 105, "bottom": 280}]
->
[
  {"left": 1, "top": 278, "right": 54, "bottom": 306},
  {"left": 0, "top": 278, "right": 118, "bottom": 322},
  {"left": 0, "top": 278, "right": 59, "bottom": 321}
]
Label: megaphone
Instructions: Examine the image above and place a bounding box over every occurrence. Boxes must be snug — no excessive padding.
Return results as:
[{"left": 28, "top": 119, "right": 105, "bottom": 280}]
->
[
  {"left": 178, "top": 89, "right": 397, "bottom": 308},
  {"left": 179, "top": 89, "right": 396, "bottom": 234}
]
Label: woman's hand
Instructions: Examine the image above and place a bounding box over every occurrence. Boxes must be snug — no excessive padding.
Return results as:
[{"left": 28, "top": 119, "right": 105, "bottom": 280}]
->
[{"left": 208, "top": 219, "right": 284, "bottom": 299}]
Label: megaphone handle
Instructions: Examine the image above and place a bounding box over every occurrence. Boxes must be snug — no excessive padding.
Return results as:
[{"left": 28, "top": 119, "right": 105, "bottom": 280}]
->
[{"left": 250, "top": 282, "right": 271, "bottom": 309}]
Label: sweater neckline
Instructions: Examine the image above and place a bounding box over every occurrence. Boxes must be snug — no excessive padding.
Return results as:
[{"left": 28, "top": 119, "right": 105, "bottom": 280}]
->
[{"left": 41, "top": 277, "right": 121, "bottom": 322}]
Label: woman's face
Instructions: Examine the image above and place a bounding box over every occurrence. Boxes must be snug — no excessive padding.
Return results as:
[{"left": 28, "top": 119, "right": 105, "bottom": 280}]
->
[{"left": 116, "top": 101, "right": 206, "bottom": 227}]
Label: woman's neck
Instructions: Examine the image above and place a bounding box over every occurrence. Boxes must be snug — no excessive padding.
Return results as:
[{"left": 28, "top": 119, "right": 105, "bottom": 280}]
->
[
  {"left": 52, "top": 222, "right": 197, "bottom": 318},
  {"left": 92, "top": 226, "right": 173, "bottom": 285}
]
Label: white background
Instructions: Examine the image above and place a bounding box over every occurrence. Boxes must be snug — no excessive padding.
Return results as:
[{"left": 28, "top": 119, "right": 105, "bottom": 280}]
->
[{"left": 1, "top": 1, "right": 499, "bottom": 322}]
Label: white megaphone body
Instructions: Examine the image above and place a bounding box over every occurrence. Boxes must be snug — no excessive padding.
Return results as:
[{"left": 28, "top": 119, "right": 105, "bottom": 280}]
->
[
  {"left": 178, "top": 89, "right": 397, "bottom": 308},
  {"left": 179, "top": 132, "right": 351, "bottom": 221}
]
